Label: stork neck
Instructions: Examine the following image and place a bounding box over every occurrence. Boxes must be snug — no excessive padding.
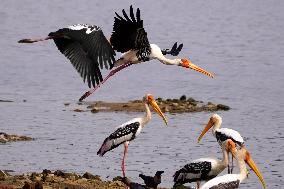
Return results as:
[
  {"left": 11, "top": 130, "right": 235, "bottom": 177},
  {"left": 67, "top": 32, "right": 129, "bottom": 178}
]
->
[
  {"left": 158, "top": 56, "right": 180, "bottom": 65},
  {"left": 221, "top": 147, "right": 229, "bottom": 167},
  {"left": 236, "top": 154, "right": 248, "bottom": 182},
  {"left": 142, "top": 103, "right": 152, "bottom": 126}
]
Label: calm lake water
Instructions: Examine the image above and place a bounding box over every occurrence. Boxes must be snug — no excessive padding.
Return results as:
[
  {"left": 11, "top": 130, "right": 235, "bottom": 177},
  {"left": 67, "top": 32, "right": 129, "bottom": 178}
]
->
[{"left": 0, "top": 0, "right": 283, "bottom": 188}]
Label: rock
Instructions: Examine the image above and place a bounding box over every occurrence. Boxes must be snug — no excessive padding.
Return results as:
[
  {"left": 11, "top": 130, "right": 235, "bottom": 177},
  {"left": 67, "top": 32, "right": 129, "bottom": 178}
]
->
[
  {"left": 207, "top": 102, "right": 214, "bottom": 105},
  {"left": 217, "top": 104, "right": 230, "bottom": 111},
  {"left": 62, "top": 173, "right": 80, "bottom": 180},
  {"left": 163, "top": 106, "right": 169, "bottom": 112},
  {"left": 22, "top": 181, "right": 43, "bottom": 189},
  {"left": 172, "top": 99, "right": 179, "bottom": 103},
  {"left": 0, "top": 170, "right": 7, "bottom": 181},
  {"left": 91, "top": 108, "right": 99, "bottom": 113},
  {"left": 82, "top": 172, "right": 100, "bottom": 180},
  {"left": 0, "top": 133, "right": 33, "bottom": 143},
  {"left": 108, "top": 180, "right": 124, "bottom": 187},
  {"left": 172, "top": 103, "right": 179, "bottom": 107},
  {"left": 30, "top": 172, "right": 41, "bottom": 181},
  {"left": 112, "top": 176, "right": 123, "bottom": 181},
  {"left": 64, "top": 103, "right": 70, "bottom": 106},
  {"left": 44, "top": 174, "right": 55, "bottom": 182},
  {"left": 73, "top": 109, "right": 84, "bottom": 112},
  {"left": 53, "top": 170, "right": 65, "bottom": 177},
  {"left": 179, "top": 95, "right": 187, "bottom": 101},
  {"left": 0, "top": 184, "right": 14, "bottom": 189},
  {"left": 42, "top": 169, "right": 51, "bottom": 175},
  {"left": 187, "top": 97, "right": 196, "bottom": 103}
]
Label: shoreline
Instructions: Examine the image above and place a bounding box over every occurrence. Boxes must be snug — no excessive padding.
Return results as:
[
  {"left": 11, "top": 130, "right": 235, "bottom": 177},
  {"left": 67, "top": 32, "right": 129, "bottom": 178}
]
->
[{"left": 0, "top": 170, "right": 169, "bottom": 189}]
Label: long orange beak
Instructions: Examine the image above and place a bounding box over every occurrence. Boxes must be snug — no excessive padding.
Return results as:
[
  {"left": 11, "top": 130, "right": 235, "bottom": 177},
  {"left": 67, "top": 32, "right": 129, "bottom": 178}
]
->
[
  {"left": 197, "top": 118, "right": 214, "bottom": 143},
  {"left": 149, "top": 99, "right": 168, "bottom": 126},
  {"left": 244, "top": 150, "right": 266, "bottom": 188},
  {"left": 181, "top": 59, "right": 214, "bottom": 78}
]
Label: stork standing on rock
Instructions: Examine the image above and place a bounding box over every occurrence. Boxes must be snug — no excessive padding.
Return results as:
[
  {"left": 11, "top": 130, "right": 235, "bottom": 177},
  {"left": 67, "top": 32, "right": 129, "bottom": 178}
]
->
[{"left": 18, "top": 5, "right": 214, "bottom": 101}]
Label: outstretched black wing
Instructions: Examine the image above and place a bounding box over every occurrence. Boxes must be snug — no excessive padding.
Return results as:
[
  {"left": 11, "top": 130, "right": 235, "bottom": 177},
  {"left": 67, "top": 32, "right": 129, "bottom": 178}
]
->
[
  {"left": 110, "top": 5, "right": 150, "bottom": 54},
  {"left": 49, "top": 24, "right": 116, "bottom": 88}
]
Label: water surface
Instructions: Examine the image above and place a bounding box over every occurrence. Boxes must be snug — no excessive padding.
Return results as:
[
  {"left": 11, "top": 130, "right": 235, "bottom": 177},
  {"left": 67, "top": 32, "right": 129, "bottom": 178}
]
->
[{"left": 0, "top": 0, "right": 283, "bottom": 188}]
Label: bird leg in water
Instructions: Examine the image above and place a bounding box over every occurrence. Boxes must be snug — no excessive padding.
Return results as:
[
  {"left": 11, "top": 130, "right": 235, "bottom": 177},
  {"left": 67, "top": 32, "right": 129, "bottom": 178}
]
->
[
  {"left": 121, "top": 142, "right": 129, "bottom": 178},
  {"left": 79, "top": 62, "right": 133, "bottom": 101}
]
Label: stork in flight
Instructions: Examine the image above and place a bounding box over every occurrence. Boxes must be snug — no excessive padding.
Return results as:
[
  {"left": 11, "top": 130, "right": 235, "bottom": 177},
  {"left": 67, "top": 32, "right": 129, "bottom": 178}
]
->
[
  {"left": 173, "top": 139, "right": 232, "bottom": 189},
  {"left": 97, "top": 94, "right": 167, "bottom": 177},
  {"left": 197, "top": 114, "right": 245, "bottom": 173},
  {"left": 18, "top": 5, "right": 214, "bottom": 101},
  {"left": 200, "top": 139, "right": 266, "bottom": 189}
]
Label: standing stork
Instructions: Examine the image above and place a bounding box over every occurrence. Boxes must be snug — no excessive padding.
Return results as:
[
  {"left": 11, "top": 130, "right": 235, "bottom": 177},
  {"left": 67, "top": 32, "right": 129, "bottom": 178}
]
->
[
  {"left": 197, "top": 114, "right": 244, "bottom": 173},
  {"left": 173, "top": 139, "right": 231, "bottom": 189},
  {"left": 97, "top": 94, "right": 167, "bottom": 177},
  {"left": 18, "top": 5, "right": 214, "bottom": 101},
  {"left": 200, "top": 140, "right": 266, "bottom": 189}
]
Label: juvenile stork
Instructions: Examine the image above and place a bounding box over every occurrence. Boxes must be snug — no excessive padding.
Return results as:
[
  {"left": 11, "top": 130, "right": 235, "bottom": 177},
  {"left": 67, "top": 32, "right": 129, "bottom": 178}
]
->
[
  {"left": 197, "top": 114, "right": 244, "bottom": 173},
  {"left": 200, "top": 140, "right": 266, "bottom": 189},
  {"left": 173, "top": 139, "right": 231, "bottom": 189},
  {"left": 97, "top": 94, "right": 167, "bottom": 177},
  {"left": 18, "top": 5, "right": 214, "bottom": 101}
]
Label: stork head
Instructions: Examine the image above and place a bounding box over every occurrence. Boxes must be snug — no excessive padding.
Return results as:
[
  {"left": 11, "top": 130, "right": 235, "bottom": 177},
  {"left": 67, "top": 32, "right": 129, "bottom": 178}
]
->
[
  {"left": 197, "top": 114, "right": 222, "bottom": 143},
  {"left": 144, "top": 94, "right": 168, "bottom": 126},
  {"left": 239, "top": 147, "right": 266, "bottom": 188},
  {"left": 179, "top": 58, "right": 214, "bottom": 78}
]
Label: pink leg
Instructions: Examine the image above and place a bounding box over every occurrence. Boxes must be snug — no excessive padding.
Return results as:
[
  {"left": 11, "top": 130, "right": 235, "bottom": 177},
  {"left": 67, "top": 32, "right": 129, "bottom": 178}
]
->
[
  {"left": 121, "top": 142, "right": 129, "bottom": 177},
  {"left": 79, "top": 62, "right": 133, "bottom": 101}
]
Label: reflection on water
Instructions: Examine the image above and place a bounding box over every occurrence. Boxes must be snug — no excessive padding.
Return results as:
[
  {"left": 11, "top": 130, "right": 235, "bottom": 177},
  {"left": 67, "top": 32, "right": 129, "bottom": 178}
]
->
[{"left": 0, "top": 0, "right": 284, "bottom": 188}]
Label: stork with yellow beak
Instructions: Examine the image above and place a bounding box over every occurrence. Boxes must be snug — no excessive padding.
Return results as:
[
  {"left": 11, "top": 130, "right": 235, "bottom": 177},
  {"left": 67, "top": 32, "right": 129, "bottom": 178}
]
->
[
  {"left": 197, "top": 114, "right": 244, "bottom": 173},
  {"left": 200, "top": 139, "right": 266, "bottom": 189},
  {"left": 97, "top": 94, "right": 168, "bottom": 177}
]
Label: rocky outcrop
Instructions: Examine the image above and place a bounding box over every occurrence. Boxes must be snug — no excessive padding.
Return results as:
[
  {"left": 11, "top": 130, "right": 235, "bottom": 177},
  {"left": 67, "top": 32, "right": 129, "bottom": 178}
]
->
[
  {"left": 73, "top": 95, "right": 230, "bottom": 114},
  {"left": 0, "top": 133, "right": 33, "bottom": 143}
]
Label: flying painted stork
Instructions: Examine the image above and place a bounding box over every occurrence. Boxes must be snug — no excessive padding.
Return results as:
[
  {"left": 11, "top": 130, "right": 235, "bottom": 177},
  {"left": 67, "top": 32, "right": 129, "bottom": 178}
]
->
[
  {"left": 173, "top": 139, "right": 231, "bottom": 189},
  {"left": 200, "top": 140, "right": 266, "bottom": 189},
  {"left": 197, "top": 114, "right": 244, "bottom": 173},
  {"left": 97, "top": 94, "right": 167, "bottom": 177},
  {"left": 18, "top": 5, "right": 214, "bottom": 101}
]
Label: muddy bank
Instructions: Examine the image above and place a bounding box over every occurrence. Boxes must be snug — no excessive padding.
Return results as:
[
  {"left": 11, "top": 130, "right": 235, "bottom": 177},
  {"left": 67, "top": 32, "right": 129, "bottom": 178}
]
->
[
  {"left": 0, "top": 133, "right": 33, "bottom": 143},
  {"left": 72, "top": 95, "right": 230, "bottom": 114},
  {"left": 0, "top": 170, "right": 168, "bottom": 189}
]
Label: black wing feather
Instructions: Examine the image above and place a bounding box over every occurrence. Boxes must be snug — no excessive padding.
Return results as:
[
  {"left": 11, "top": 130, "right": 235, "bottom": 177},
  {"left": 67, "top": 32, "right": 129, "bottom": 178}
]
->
[
  {"left": 110, "top": 6, "right": 150, "bottom": 53},
  {"left": 49, "top": 25, "right": 115, "bottom": 88},
  {"left": 173, "top": 161, "right": 213, "bottom": 187}
]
